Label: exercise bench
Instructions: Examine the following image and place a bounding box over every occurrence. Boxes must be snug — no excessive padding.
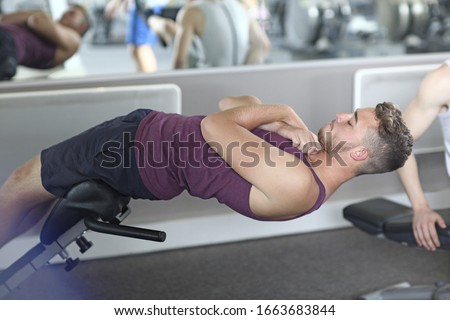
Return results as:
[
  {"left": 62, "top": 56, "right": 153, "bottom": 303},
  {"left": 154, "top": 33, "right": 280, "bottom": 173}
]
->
[
  {"left": 0, "top": 179, "right": 166, "bottom": 298},
  {"left": 343, "top": 198, "right": 450, "bottom": 299}
]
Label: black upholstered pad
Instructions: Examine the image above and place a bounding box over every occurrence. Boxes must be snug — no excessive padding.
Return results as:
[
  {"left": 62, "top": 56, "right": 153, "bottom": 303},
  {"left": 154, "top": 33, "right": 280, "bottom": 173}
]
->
[
  {"left": 343, "top": 198, "right": 412, "bottom": 235},
  {"left": 40, "top": 180, "right": 131, "bottom": 245},
  {"left": 343, "top": 198, "right": 450, "bottom": 250}
]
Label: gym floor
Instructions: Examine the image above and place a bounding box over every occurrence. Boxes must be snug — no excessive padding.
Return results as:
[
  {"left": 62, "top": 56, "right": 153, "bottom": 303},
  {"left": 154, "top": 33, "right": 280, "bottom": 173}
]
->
[{"left": 3, "top": 227, "right": 449, "bottom": 300}]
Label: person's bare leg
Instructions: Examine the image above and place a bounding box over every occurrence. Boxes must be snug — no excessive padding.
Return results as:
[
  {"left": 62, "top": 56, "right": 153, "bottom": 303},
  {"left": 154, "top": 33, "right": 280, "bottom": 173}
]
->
[
  {"left": 148, "top": 16, "right": 176, "bottom": 45},
  {"left": 129, "top": 44, "right": 158, "bottom": 73},
  {"left": 0, "top": 154, "right": 57, "bottom": 248}
]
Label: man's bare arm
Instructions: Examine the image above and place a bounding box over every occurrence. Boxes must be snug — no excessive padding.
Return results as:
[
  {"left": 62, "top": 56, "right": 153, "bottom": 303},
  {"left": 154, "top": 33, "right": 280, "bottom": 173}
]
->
[
  {"left": 26, "top": 12, "right": 80, "bottom": 65},
  {"left": 218, "top": 96, "right": 320, "bottom": 152},
  {"left": 0, "top": 11, "right": 38, "bottom": 24},
  {"left": 201, "top": 104, "right": 319, "bottom": 219}
]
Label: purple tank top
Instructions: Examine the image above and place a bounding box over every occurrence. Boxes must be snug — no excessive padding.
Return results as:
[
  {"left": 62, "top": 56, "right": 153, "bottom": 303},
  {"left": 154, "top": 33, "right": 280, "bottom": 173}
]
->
[
  {"left": 134, "top": 111, "right": 326, "bottom": 221},
  {"left": 0, "top": 23, "right": 56, "bottom": 69}
]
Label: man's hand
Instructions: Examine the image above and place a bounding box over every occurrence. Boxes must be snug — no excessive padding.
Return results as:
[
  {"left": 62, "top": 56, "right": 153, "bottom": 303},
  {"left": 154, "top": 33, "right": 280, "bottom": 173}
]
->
[
  {"left": 217, "top": 97, "right": 322, "bottom": 155},
  {"left": 276, "top": 124, "right": 321, "bottom": 155},
  {"left": 413, "top": 207, "right": 447, "bottom": 251}
]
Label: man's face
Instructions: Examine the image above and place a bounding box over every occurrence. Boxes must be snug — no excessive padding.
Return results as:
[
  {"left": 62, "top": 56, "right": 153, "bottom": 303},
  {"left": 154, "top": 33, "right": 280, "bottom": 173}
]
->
[
  {"left": 59, "top": 8, "right": 86, "bottom": 33},
  {"left": 317, "top": 108, "right": 378, "bottom": 153}
]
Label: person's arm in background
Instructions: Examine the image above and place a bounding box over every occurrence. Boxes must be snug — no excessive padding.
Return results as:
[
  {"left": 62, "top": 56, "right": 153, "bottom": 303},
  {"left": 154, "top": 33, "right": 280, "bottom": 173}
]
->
[
  {"left": 239, "top": 0, "right": 271, "bottom": 65},
  {"left": 104, "top": 0, "right": 127, "bottom": 20},
  {"left": 172, "top": 4, "right": 202, "bottom": 69},
  {"left": 397, "top": 64, "right": 449, "bottom": 251},
  {"left": 245, "top": 18, "right": 271, "bottom": 64}
]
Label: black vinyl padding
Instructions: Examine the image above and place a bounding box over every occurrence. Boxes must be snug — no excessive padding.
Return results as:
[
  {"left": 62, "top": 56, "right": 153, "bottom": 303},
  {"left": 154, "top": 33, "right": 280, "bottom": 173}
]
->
[
  {"left": 343, "top": 198, "right": 450, "bottom": 250},
  {"left": 40, "top": 180, "right": 131, "bottom": 245},
  {"left": 343, "top": 198, "right": 412, "bottom": 235}
]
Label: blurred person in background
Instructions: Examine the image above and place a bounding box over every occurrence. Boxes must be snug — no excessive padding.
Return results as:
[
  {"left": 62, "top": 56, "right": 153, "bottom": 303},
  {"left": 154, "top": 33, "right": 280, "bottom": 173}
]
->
[
  {"left": 105, "top": 0, "right": 163, "bottom": 72},
  {"left": 0, "top": 4, "right": 90, "bottom": 80}
]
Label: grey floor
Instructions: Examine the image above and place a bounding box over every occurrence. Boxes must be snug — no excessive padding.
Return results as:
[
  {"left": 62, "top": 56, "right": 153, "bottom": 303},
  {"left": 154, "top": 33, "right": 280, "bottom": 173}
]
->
[
  {"left": 3, "top": 227, "right": 449, "bottom": 300},
  {"left": 75, "top": 31, "right": 293, "bottom": 77}
]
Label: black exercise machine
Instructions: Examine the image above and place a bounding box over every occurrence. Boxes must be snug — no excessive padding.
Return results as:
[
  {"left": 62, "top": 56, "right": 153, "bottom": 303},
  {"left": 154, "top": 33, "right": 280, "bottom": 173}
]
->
[
  {"left": 344, "top": 197, "right": 450, "bottom": 299},
  {"left": 0, "top": 180, "right": 166, "bottom": 298}
]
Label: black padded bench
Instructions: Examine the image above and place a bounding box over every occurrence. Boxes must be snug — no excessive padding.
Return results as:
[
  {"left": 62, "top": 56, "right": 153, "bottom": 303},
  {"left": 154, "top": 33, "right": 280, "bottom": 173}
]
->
[
  {"left": 0, "top": 180, "right": 166, "bottom": 298},
  {"left": 344, "top": 198, "right": 450, "bottom": 299}
]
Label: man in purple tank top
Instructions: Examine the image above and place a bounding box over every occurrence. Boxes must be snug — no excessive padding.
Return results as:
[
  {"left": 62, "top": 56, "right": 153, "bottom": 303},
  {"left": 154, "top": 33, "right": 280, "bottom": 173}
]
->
[
  {"left": 0, "top": 4, "right": 90, "bottom": 80},
  {"left": 0, "top": 96, "right": 413, "bottom": 248}
]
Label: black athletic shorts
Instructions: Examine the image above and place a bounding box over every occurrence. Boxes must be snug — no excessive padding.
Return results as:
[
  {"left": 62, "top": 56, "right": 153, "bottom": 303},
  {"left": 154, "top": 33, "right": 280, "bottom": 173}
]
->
[{"left": 41, "top": 109, "right": 158, "bottom": 200}]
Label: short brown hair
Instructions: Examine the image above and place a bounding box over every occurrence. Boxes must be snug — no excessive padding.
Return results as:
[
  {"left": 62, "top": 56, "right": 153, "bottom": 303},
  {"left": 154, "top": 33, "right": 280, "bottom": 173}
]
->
[{"left": 358, "top": 102, "right": 413, "bottom": 175}]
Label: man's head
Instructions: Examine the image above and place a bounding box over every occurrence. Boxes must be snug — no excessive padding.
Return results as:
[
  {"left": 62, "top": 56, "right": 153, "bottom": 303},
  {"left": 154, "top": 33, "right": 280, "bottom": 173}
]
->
[
  {"left": 58, "top": 5, "right": 90, "bottom": 37},
  {"left": 317, "top": 102, "right": 413, "bottom": 175}
]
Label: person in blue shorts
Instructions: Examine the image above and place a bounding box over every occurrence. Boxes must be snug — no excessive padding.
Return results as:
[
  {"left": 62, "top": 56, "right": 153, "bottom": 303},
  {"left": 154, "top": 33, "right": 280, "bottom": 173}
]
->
[{"left": 105, "top": 0, "right": 159, "bottom": 72}]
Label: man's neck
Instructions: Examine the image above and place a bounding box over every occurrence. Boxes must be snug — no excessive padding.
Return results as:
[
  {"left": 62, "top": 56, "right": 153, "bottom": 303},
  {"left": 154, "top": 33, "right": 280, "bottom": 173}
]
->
[{"left": 306, "top": 151, "right": 357, "bottom": 198}]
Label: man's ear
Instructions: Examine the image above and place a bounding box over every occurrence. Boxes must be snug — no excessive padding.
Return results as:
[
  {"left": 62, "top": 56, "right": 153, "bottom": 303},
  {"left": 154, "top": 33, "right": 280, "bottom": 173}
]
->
[{"left": 350, "top": 147, "right": 368, "bottom": 161}]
